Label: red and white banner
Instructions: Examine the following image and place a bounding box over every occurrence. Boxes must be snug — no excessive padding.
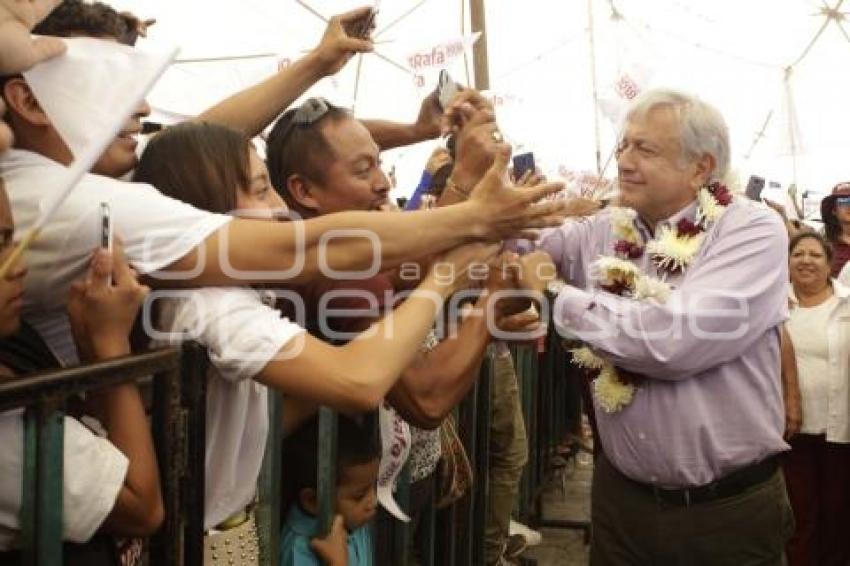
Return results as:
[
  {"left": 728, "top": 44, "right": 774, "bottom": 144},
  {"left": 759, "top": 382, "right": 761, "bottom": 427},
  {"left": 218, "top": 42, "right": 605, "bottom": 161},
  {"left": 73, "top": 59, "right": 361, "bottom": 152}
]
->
[
  {"left": 407, "top": 32, "right": 480, "bottom": 90},
  {"left": 597, "top": 60, "right": 654, "bottom": 126}
]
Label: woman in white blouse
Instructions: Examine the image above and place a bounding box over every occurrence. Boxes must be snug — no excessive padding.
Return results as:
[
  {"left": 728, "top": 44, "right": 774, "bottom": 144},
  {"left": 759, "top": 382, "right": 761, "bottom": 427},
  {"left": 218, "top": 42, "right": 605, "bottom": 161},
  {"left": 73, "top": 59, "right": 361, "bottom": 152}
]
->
[
  {"left": 134, "top": 122, "right": 497, "bottom": 564},
  {"left": 783, "top": 231, "right": 850, "bottom": 566}
]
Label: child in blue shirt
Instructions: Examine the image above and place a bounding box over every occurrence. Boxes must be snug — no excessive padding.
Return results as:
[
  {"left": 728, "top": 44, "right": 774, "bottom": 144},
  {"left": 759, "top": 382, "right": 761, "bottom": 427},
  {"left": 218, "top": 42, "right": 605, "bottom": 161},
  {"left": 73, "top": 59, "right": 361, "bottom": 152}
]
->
[{"left": 280, "top": 415, "right": 379, "bottom": 566}]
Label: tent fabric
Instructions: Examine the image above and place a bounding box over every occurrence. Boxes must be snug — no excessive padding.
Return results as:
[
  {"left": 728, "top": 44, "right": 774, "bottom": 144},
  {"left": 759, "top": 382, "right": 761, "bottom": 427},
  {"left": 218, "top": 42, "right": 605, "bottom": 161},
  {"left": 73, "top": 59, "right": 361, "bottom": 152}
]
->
[{"left": 108, "top": 0, "right": 850, "bottom": 205}]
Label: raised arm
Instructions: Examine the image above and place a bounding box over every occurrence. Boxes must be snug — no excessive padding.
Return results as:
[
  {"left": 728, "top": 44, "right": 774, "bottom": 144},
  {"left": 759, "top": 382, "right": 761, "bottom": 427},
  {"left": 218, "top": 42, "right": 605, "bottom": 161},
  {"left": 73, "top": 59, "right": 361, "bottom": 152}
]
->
[
  {"left": 197, "top": 7, "right": 373, "bottom": 138},
  {"left": 67, "top": 247, "right": 163, "bottom": 537},
  {"left": 159, "top": 147, "right": 567, "bottom": 287},
  {"left": 362, "top": 91, "right": 443, "bottom": 150},
  {"left": 255, "top": 243, "right": 498, "bottom": 413},
  {"left": 387, "top": 259, "right": 533, "bottom": 429}
]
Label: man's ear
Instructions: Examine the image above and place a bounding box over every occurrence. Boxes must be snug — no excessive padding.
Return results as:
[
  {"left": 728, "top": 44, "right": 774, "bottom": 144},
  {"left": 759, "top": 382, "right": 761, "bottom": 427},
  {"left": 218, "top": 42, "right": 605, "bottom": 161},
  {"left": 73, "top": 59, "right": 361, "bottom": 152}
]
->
[
  {"left": 3, "top": 78, "right": 50, "bottom": 127},
  {"left": 298, "top": 488, "right": 318, "bottom": 515},
  {"left": 690, "top": 152, "right": 717, "bottom": 190},
  {"left": 287, "top": 174, "right": 321, "bottom": 214}
]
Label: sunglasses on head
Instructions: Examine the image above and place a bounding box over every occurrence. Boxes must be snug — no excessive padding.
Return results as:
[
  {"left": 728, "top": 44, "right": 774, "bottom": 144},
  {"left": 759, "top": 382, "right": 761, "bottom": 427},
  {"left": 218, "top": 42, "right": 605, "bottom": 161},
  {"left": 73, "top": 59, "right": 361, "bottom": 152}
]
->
[{"left": 275, "top": 97, "right": 338, "bottom": 144}]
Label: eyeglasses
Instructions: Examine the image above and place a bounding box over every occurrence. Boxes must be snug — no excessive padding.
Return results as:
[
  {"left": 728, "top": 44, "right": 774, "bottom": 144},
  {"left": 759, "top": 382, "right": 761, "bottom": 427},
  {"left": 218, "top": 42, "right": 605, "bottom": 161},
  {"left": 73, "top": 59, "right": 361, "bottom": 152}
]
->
[{"left": 835, "top": 196, "right": 850, "bottom": 207}]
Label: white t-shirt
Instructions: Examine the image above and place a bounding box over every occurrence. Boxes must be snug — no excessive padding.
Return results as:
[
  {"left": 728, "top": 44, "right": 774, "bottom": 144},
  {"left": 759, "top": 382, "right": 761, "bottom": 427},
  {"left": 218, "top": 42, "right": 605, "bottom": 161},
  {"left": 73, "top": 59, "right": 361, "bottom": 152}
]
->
[
  {"left": 787, "top": 295, "right": 840, "bottom": 435},
  {"left": 156, "top": 287, "right": 304, "bottom": 530},
  {"left": 0, "top": 148, "right": 232, "bottom": 365},
  {"left": 0, "top": 411, "right": 128, "bottom": 550}
]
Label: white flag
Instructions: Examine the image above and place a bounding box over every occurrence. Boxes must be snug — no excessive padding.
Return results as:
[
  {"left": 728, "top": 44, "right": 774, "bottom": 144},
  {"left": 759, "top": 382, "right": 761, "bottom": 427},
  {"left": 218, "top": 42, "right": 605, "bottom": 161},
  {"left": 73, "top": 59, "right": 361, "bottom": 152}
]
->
[
  {"left": 597, "top": 60, "right": 654, "bottom": 126},
  {"left": 23, "top": 37, "right": 177, "bottom": 229}
]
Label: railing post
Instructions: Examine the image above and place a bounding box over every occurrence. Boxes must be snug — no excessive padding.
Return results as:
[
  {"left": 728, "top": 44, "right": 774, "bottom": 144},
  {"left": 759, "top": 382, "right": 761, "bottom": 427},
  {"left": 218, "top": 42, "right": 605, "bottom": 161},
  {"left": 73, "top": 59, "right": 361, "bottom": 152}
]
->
[
  {"left": 151, "top": 355, "right": 186, "bottom": 566},
  {"left": 257, "top": 390, "right": 283, "bottom": 565},
  {"left": 181, "top": 343, "right": 208, "bottom": 566},
  {"left": 420, "top": 475, "right": 437, "bottom": 566},
  {"left": 20, "top": 407, "right": 37, "bottom": 564},
  {"left": 472, "top": 356, "right": 493, "bottom": 566},
  {"left": 392, "top": 464, "right": 411, "bottom": 566},
  {"left": 317, "top": 407, "right": 338, "bottom": 541},
  {"left": 21, "top": 401, "right": 65, "bottom": 566},
  {"left": 454, "top": 379, "right": 478, "bottom": 565}
]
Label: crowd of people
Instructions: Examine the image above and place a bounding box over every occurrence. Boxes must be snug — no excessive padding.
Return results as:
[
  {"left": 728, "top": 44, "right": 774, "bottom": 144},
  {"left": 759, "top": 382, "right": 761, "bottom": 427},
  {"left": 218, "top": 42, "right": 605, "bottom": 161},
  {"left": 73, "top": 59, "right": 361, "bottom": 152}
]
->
[{"left": 1, "top": 1, "right": 849, "bottom": 566}]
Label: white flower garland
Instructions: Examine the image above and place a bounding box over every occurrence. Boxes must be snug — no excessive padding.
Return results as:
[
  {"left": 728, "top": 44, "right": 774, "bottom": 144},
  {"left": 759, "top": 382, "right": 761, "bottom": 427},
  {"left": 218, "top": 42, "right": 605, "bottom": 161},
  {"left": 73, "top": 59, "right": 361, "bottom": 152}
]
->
[{"left": 573, "top": 183, "right": 732, "bottom": 413}]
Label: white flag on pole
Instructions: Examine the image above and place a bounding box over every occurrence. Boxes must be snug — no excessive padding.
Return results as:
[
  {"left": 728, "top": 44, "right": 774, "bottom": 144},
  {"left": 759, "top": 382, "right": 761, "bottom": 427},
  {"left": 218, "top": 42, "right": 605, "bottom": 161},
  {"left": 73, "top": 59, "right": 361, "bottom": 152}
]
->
[{"left": 22, "top": 37, "right": 177, "bottom": 230}]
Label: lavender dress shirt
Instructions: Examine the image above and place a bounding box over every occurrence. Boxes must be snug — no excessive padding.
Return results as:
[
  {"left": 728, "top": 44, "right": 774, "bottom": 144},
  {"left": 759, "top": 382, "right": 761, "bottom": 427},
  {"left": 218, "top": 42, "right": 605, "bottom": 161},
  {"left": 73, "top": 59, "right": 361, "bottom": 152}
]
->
[{"left": 541, "top": 198, "right": 790, "bottom": 487}]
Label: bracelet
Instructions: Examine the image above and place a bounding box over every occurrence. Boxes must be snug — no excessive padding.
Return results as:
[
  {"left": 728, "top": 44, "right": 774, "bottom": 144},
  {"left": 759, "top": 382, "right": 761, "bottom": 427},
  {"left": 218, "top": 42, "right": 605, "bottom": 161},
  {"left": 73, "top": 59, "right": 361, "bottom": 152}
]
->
[{"left": 445, "top": 178, "right": 471, "bottom": 200}]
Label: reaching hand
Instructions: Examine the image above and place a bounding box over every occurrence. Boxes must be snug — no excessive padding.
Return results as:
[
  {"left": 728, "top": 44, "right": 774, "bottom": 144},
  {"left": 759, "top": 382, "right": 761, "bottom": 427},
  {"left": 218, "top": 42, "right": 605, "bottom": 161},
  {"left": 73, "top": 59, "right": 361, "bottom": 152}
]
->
[
  {"left": 515, "top": 168, "right": 546, "bottom": 187},
  {"left": 468, "top": 146, "right": 567, "bottom": 240},
  {"left": 441, "top": 89, "right": 495, "bottom": 136},
  {"left": 67, "top": 242, "right": 149, "bottom": 361},
  {"left": 311, "top": 7, "right": 375, "bottom": 77},
  {"left": 564, "top": 196, "right": 602, "bottom": 218},
  {"left": 309, "top": 515, "right": 349, "bottom": 566},
  {"left": 425, "top": 147, "right": 452, "bottom": 175},
  {"left": 0, "top": 0, "right": 66, "bottom": 75},
  {"left": 514, "top": 251, "right": 558, "bottom": 296},
  {"left": 413, "top": 90, "right": 444, "bottom": 141},
  {"left": 484, "top": 253, "right": 533, "bottom": 320},
  {"left": 433, "top": 242, "right": 501, "bottom": 294}
]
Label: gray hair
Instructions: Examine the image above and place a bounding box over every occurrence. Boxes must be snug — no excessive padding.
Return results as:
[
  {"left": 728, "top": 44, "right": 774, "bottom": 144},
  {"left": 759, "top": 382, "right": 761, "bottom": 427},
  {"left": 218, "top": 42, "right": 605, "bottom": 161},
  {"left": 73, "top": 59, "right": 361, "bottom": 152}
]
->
[{"left": 624, "top": 89, "right": 730, "bottom": 182}]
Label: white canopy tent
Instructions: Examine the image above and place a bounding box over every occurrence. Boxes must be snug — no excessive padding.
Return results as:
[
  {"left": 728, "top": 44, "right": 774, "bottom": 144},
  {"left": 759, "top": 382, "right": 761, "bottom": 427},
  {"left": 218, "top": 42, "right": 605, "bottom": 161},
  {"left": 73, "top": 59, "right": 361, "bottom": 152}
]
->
[{"left": 108, "top": 0, "right": 850, "bottom": 216}]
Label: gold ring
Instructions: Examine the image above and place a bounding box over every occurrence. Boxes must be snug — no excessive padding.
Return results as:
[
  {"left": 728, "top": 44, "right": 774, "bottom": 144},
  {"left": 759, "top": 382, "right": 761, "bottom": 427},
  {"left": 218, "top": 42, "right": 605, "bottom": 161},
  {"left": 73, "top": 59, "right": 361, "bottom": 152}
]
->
[{"left": 491, "top": 130, "right": 504, "bottom": 143}]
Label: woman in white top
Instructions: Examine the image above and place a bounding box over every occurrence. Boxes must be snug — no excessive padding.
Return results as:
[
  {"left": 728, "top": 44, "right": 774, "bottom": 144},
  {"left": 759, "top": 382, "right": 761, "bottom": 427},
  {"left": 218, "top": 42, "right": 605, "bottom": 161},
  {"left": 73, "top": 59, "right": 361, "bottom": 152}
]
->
[
  {"left": 134, "top": 122, "right": 497, "bottom": 562},
  {"left": 783, "top": 231, "right": 850, "bottom": 566}
]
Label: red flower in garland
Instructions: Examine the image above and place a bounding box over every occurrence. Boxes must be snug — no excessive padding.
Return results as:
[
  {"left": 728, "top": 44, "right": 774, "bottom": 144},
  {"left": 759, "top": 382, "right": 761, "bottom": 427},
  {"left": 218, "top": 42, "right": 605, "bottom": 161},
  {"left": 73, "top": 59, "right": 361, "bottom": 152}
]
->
[
  {"left": 675, "top": 218, "right": 703, "bottom": 238},
  {"left": 708, "top": 182, "right": 732, "bottom": 206},
  {"left": 614, "top": 240, "right": 644, "bottom": 259}
]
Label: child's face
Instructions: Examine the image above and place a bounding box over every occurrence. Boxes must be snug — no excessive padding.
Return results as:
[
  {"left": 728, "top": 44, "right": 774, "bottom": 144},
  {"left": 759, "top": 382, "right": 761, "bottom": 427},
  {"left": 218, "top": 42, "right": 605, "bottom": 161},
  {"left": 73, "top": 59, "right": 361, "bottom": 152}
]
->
[{"left": 335, "top": 459, "right": 379, "bottom": 531}]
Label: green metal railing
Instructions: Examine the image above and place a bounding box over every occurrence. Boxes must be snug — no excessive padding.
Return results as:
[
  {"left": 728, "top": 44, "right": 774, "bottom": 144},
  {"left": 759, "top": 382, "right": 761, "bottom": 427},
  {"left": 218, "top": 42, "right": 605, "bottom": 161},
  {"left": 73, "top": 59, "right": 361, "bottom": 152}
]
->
[
  {"left": 0, "top": 343, "right": 208, "bottom": 566},
  {"left": 2, "top": 327, "right": 586, "bottom": 565}
]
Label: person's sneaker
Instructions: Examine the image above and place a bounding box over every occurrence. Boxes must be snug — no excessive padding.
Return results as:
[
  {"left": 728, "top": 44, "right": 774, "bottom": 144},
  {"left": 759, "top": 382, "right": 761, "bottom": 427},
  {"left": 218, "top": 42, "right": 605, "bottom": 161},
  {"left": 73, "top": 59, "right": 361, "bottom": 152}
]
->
[
  {"left": 503, "top": 534, "right": 529, "bottom": 560},
  {"left": 509, "top": 520, "right": 543, "bottom": 547}
]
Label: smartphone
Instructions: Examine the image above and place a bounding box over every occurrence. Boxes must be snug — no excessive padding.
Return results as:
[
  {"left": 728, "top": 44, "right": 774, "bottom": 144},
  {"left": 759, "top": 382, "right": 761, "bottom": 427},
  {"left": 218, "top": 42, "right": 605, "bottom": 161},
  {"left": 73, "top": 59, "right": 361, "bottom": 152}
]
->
[
  {"left": 100, "top": 202, "right": 113, "bottom": 285},
  {"left": 437, "top": 69, "right": 460, "bottom": 110},
  {"left": 744, "top": 175, "right": 765, "bottom": 201},
  {"left": 512, "top": 152, "right": 536, "bottom": 181}
]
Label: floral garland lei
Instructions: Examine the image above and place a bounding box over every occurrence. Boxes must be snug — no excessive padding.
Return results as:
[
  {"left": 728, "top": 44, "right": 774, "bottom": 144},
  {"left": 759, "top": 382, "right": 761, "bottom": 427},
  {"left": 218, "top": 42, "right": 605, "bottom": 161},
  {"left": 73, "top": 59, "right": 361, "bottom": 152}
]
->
[{"left": 571, "top": 181, "right": 733, "bottom": 413}]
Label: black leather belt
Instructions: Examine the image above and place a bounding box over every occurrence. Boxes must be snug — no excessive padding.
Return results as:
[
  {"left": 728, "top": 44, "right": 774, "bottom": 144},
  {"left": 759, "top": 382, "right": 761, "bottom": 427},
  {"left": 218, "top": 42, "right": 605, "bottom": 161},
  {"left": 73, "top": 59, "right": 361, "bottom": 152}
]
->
[{"left": 624, "top": 456, "right": 779, "bottom": 507}]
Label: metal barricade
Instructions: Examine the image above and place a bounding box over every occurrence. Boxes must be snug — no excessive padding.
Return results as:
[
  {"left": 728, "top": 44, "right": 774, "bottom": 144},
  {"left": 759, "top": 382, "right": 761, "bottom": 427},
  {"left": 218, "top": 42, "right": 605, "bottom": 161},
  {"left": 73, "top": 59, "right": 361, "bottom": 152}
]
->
[{"left": 0, "top": 343, "right": 208, "bottom": 566}]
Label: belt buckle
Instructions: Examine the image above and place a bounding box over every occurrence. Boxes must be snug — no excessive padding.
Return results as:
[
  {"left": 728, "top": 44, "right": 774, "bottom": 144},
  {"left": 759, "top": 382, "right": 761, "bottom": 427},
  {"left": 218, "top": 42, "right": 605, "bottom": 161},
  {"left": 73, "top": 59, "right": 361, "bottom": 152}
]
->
[{"left": 652, "top": 485, "right": 692, "bottom": 507}]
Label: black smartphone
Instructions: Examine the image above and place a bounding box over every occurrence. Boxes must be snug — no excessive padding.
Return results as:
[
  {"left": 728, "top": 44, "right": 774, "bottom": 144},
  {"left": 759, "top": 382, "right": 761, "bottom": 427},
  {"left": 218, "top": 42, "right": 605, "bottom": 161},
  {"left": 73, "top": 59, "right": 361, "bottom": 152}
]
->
[
  {"left": 745, "top": 175, "right": 765, "bottom": 201},
  {"left": 512, "top": 152, "right": 536, "bottom": 181}
]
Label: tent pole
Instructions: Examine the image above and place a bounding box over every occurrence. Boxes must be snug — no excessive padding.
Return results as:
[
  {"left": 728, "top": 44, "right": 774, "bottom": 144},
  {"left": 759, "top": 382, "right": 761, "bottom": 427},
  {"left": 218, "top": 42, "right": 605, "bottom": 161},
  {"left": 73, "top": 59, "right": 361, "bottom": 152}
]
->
[
  {"left": 469, "top": 0, "right": 491, "bottom": 91},
  {"left": 587, "top": 0, "right": 603, "bottom": 175},
  {"left": 783, "top": 68, "right": 799, "bottom": 185}
]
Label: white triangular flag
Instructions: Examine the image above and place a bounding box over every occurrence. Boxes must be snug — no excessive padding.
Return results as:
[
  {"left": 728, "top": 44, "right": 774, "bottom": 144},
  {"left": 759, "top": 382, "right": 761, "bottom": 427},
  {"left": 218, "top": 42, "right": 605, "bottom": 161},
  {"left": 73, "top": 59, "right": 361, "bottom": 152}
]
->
[{"left": 22, "top": 37, "right": 177, "bottom": 229}]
